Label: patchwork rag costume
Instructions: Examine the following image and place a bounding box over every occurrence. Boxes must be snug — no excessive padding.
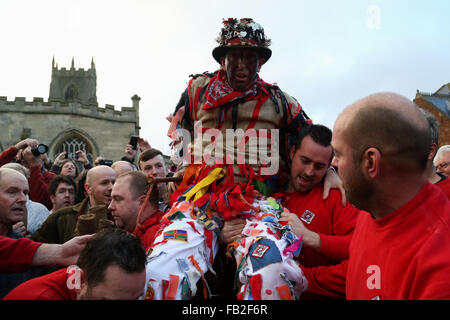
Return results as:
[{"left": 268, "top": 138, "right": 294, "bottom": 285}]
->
[{"left": 144, "top": 18, "right": 311, "bottom": 300}]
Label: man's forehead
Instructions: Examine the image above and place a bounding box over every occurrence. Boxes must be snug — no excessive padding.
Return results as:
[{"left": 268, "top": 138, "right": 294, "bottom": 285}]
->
[
  {"left": 57, "top": 182, "right": 74, "bottom": 190},
  {"left": 141, "top": 155, "right": 164, "bottom": 165},
  {"left": 90, "top": 167, "right": 115, "bottom": 178},
  {"left": 114, "top": 176, "right": 131, "bottom": 189},
  {"left": 0, "top": 169, "right": 28, "bottom": 188},
  {"left": 297, "top": 137, "right": 332, "bottom": 161}
]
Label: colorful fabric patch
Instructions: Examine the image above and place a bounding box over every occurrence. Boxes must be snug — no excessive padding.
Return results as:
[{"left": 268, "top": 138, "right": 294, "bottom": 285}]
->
[
  {"left": 180, "top": 277, "right": 190, "bottom": 300},
  {"left": 276, "top": 284, "right": 293, "bottom": 300},
  {"left": 283, "top": 237, "right": 303, "bottom": 257},
  {"left": 249, "top": 239, "right": 282, "bottom": 272},
  {"left": 167, "top": 210, "right": 186, "bottom": 221},
  {"left": 144, "top": 280, "right": 156, "bottom": 300},
  {"left": 163, "top": 229, "right": 188, "bottom": 242}
]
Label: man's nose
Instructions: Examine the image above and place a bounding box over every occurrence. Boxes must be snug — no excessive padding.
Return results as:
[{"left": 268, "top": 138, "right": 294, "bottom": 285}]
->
[
  {"left": 304, "top": 164, "right": 315, "bottom": 177},
  {"left": 331, "top": 157, "right": 338, "bottom": 168},
  {"left": 18, "top": 192, "right": 27, "bottom": 204}
]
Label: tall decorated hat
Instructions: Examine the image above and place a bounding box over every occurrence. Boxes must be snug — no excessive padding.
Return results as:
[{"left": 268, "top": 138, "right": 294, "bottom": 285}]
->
[{"left": 212, "top": 18, "right": 272, "bottom": 63}]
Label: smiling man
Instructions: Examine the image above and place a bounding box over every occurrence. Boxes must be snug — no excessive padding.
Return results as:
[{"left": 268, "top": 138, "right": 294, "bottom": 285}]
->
[
  {"left": 221, "top": 125, "right": 359, "bottom": 299},
  {"left": 32, "top": 165, "right": 116, "bottom": 245}
]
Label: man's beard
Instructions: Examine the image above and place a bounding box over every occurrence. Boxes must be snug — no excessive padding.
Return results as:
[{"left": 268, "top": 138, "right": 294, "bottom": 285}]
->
[{"left": 344, "top": 164, "right": 375, "bottom": 212}]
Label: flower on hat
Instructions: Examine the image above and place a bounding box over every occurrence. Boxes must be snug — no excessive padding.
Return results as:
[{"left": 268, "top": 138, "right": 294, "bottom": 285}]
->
[{"left": 216, "top": 17, "right": 271, "bottom": 47}]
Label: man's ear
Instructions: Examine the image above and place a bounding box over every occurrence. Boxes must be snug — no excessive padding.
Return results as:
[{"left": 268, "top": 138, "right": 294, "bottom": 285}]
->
[
  {"left": 362, "top": 147, "right": 381, "bottom": 179},
  {"left": 429, "top": 142, "right": 438, "bottom": 161},
  {"left": 220, "top": 56, "right": 226, "bottom": 69},
  {"left": 50, "top": 195, "right": 56, "bottom": 206},
  {"left": 289, "top": 145, "right": 296, "bottom": 162},
  {"left": 84, "top": 183, "right": 91, "bottom": 197},
  {"left": 138, "top": 194, "right": 146, "bottom": 206}
]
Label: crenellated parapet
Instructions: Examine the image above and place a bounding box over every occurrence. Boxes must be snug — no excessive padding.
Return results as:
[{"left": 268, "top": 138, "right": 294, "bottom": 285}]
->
[
  {"left": 0, "top": 95, "right": 139, "bottom": 124},
  {"left": 0, "top": 57, "right": 141, "bottom": 159}
]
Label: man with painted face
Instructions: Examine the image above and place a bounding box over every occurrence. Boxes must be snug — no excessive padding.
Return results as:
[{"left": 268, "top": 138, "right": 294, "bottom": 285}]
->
[{"left": 149, "top": 18, "right": 343, "bottom": 300}]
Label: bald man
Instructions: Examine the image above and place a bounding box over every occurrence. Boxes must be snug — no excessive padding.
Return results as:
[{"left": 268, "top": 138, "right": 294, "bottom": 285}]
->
[
  {"left": 32, "top": 166, "right": 116, "bottom": 244},
  {"left": 111, "top": 160, "right": 136, "bottom": 177},
  {"left": 331, "top": 92, "right": 450, "bottom": 300}
]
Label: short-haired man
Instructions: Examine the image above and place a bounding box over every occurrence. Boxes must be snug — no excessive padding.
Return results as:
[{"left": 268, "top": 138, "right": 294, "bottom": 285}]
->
[
  {"left": 108, "top": 171, "right": 163, "bottom": 251},
  {"left": 138, "top": 148, "right": 169, "bottom": 212},
  {"left": 434, "top": 145, "right": 450, "bottom": 177},
  {"left": 49, "top": 175, "right": 76, "bottom": 214},
  {"left": 221, "top": 125, "right": 359, "bottom": 299},
  {"left": 1, "top": 163, "right": 51, "bottom": 236},
  {"left": 31, "top": 165, "right": 116, "bottom": 244},
  {"left": 4, "top": 228, "right": 146, "bottom": 300},
  {"left": 0, "top": 168, "right": 38, "bottom": 297},
  {"left": 331, "top": 92, "right": 450, "bottom": 299},
  {"left": 0, "top": 138, "right": 56, "bottom": 210}
]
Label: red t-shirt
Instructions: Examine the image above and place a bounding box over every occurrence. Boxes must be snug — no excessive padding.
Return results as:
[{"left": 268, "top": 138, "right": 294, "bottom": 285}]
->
[
  {"left": 133, "top": 211, "right": 166, "bottom": 252},
  {"left": 3, "top": 267, "right": 77, "bottom": 300},
  {"left": 282, "top": 184, "right": 360, "bottom": 299},
  {"left": 0, "top": 236, "right": 42, "bottom": 274},
  {"left": 284, "top": 185, "right": 359, "bottom": 266},
  {"left": 346, "top": 182, "right": 450, "bottom": 300}
]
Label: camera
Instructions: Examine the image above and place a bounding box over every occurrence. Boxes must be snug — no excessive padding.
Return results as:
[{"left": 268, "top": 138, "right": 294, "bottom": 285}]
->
[
  {"left": 129, "top": 135, "right": 139, "bottom": 150},
  {"left": 31, "top": 144, "right": 49, "bottom": 157},
  {"left": 98, "top": 159, "right": 113, "bottom": 166},
  {"left": 64, "top": 152, "right": 79, "bottom": 160}
]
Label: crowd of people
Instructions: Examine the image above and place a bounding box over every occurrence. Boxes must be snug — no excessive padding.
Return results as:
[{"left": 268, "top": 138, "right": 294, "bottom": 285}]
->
[{"left": 1, "top": 17, "right": 449, "bottom": 300}]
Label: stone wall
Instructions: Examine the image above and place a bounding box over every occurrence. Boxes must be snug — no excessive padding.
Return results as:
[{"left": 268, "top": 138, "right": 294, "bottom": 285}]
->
[{"left": 0, "top": 97, "right": 140, "bottom": 161}]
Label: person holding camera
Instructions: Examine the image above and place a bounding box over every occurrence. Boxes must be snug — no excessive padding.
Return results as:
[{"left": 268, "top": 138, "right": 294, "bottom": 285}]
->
[
  {"left": 0, "top": 138, "right": 56, "bottom": 211},
  {"left": 51, "top": 150, "right": 92, "bottom": 180},
  {"left": 120, "top": 136, "right": 151, "bottom": 169}
]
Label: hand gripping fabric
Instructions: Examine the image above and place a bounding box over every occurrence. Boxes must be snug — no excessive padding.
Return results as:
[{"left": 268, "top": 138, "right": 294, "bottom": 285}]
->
[{"left": 232, "top": 198, "right": 308, "bottom": 300}]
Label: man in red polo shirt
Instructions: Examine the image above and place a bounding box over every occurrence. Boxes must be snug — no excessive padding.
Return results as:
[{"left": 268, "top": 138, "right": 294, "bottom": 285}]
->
[
  {"left": 332, "top": 92, "right": 450, "bottom": 300},
  {"left": 222, "top": 124, "right": 360, "bottom": 299},
  {"left": 4, "top": 228, "right": 146, "bottom": 300}
]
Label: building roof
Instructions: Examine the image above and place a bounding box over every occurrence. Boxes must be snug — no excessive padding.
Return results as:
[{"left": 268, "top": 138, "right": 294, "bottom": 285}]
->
[{"left": 417, "top": 83, "right": 450, "bottom": 117}]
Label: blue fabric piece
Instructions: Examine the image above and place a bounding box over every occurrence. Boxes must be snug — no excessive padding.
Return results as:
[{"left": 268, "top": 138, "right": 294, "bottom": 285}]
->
[{"left": 249, "top": 239, "right": 282, "bottom": 272}]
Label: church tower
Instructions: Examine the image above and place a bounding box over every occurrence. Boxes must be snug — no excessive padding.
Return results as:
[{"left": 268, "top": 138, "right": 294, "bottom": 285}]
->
[{"left": 49, "top": 57, "right": 98, "bottom": 105}]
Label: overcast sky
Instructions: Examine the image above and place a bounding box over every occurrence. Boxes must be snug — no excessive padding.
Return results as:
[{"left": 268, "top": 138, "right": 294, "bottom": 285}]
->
[{"left": 1, "top": 0, "right": 449, "bottom": 155}]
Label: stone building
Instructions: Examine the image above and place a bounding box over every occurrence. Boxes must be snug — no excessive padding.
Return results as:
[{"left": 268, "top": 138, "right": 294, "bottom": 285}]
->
[
  {"left": 414, "top": 83, "right": 450, "bottom": 147},
  {"left": 0, "top": 57, "right": 140, "bottom": 163}
]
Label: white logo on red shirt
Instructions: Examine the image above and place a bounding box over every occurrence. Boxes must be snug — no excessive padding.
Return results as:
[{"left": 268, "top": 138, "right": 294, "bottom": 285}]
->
[{"left": 300, "top": 210, "right": 315, "bottom": 224}]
